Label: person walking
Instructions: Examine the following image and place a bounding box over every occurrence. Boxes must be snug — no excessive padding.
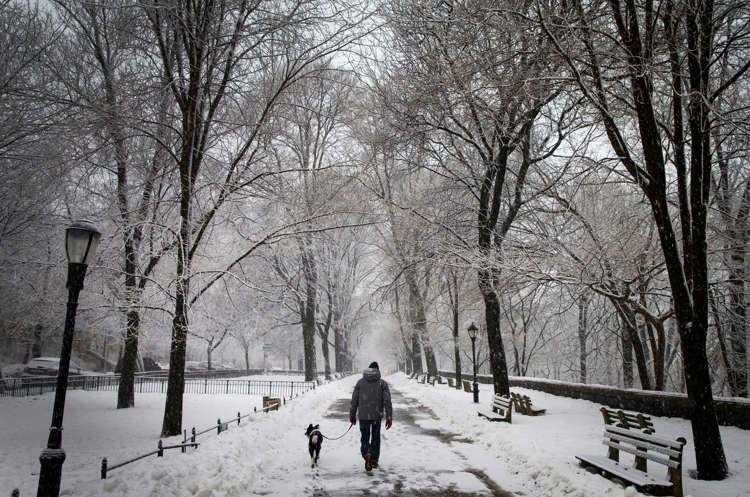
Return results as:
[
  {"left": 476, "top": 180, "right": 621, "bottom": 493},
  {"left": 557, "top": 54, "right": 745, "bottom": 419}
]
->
[{"left": 349, "top": 361, "right": 392, "bottom": 471}]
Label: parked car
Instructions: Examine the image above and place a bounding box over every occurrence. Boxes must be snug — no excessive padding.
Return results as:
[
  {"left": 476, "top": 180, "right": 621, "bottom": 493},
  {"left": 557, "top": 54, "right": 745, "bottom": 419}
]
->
[
  {"left": 24, "top": 357, "right": 83, "bottom": 376},
  {"left": 142, "top": 357, "right": 162, "bottom": 372}
]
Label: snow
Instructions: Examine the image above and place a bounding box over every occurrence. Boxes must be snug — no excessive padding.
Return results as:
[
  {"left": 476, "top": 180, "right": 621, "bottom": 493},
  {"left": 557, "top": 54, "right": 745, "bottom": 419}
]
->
[
  {"left": 391, "top": 374, "right": 750, "bottom": 497},
  {"left": 1, "top": 372, "right": 748, "bottom": 497}
]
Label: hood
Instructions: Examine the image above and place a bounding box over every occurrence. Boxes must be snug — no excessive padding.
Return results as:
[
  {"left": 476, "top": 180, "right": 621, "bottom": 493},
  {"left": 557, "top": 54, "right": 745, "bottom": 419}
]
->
[{"left": 362, "top": 367, "right": 381, "bottom": 382}]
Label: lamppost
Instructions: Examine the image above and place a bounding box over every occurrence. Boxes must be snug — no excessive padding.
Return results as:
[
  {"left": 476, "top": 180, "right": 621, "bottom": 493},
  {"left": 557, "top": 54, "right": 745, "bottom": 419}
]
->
[
  {"left": 37, "top": 220, "right": 101, "bottom": 497},
  {"left": 467, "top": 322, "right": 479, "bottom": 404}
]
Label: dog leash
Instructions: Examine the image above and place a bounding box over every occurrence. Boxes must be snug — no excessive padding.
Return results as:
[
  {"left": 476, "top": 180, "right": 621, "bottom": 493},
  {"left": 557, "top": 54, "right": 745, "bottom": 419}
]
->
[{"left": 321, "top": 423, "right": 354, "bottom": 441}]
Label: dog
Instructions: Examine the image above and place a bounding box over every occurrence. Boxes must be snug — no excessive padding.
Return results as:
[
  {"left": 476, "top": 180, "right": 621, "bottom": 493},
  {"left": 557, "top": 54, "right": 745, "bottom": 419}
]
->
[{"left": 305, "top": 424, "right": 323, "bottom": 467}]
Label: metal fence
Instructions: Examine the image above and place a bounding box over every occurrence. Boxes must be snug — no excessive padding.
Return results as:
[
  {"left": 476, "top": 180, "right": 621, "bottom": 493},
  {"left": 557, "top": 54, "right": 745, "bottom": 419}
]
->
[
  {"left": 0, "top": 371, "right": 314, "bottom": 398},
  {"left": 101, "top": 397, "right": 284, "bottom": 480}
]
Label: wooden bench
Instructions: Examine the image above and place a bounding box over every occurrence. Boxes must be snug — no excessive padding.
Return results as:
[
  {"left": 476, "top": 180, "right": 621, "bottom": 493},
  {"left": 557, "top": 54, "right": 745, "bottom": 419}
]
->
[
  {"left": 601, "top": 407, "right": 654, "bottom": 433},
  {"left": 462, "top": 380, "right": 472, "bottom": 393},
  {"left": 511, "top": 392, "right": 546, "bottom": 416},
  {"left": 477, "top": 394, "right": 512, "bottom": 423},
  {"left": 262, "top": 396, "right": 280, "bottom": 411},
  {"left": 447, "top": 377, "right": 454, "bottom": 388},
  {"left": 419, "top": 374, "right": 427, "bottom": 384},
  {"left": 409, "top": 371, "right": 417, "bottom": 379},
  {"left": 576, "top": 425, "right": 686, "bottom": 497}
]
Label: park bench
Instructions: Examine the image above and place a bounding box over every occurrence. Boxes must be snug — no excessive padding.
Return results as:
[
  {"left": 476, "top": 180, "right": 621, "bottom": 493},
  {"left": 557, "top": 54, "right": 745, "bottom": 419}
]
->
[
  {"left": 477, "top": 394, "right": 512, "bottom": 423},
  {"left": 447, "top": 377, "right": 455, "bottom": 388},
  {"left": 420, "top": 374, "right": 427, "bottom": 384},
  {"left": 409, "top": 371, "right": 417, "bottom": 379},
  {"left": 601, "top": 407, "right": 654, "bottom": 433},
  {"left": 576, "top": 425, "right": 686, "bottom": 497},
  {"left": 262, "top": 396, "right": 280, "bottom": 412},
  {"left": 462, "top": 380, "right": 472, "bottom": 393},
  {"left": 511, "top": 392, "right": 546, "bottom": 416}
]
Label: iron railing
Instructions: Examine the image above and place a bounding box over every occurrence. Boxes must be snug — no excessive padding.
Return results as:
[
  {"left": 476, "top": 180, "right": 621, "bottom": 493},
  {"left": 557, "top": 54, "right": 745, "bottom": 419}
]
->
[
  {"left": 0, "top": 370, "right": 314, "bottom": 398},
  {"left": 100, "top": 398, "right": 284, "bottom": 479}
]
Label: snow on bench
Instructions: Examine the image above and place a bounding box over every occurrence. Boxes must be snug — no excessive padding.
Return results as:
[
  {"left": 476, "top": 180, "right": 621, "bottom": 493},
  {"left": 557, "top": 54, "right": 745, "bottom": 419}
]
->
[
  {"left": 576, "top": 425, "right": 686, "bottom": 497},
  {"left": 477, "top": 394, "right": 512, "bottom": 423},
  {"left": 510, "top": 392, "right": 546, "bottom": 416},
  {"left": 600, "top": 406, "right": 654, "bottom": 433}
]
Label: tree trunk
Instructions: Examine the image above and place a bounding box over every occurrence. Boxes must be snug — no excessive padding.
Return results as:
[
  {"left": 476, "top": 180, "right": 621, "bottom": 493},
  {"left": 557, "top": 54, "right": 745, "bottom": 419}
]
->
[
  {"left": 453, "top": 306, "right": 462, "bottom": 389},
  {"left": 651, "top": 322, "right": 667, "bottom": 391},
  {"left": 479, "top": 269, "right": 510, "bottom": 395},
  {"left": 117, "top": 309, "right": 140, "bottom": 408},
  {"left": 303, "top": 317, "right": 316, "bottom": 381},
  {"left": 321, "top": 330, "right": 331, "bottom": 380},
  {"left": 629, "top": 317, "right": 652, "bottom": 390},
  {"left": 161, "top": 168, "right": 192, "bottom": 438},
  {"left": 727, "top": 245, "right": 748, "bottom": 397},
  {"left": 32, "top": 324, "right": 42, "bottom": 359},
  {"left": 578, "top": 294, "right": 587, "bottom": 384},
  {"left": 680, "top": 317, "right": 728, "bottom": 474},
  {"left": 300, "top": 232, "right": 318, "bottom": 382},
  {"left": 334, "top": 326, "right": 343, "bottom": 372},
  {"left": 616, "top": 303, "right": 653, "bottom": 390},
  {"left": 622, "top": 324, "right": 634, "bottom": 388},
  {"left": 207, "top": 344, "right": 212, "bottom": 370},
  {"left": 302, "top": 288, "right": 317, "bottom": 381},
  {"left": 405, "top": 268, "right": 434, "bottom": 375},
  {"left": 422, "top": 334, "right": 438, "bottom": 376},
  {"left": 411, "top": 333, "right": 422, "bottom": 374}
]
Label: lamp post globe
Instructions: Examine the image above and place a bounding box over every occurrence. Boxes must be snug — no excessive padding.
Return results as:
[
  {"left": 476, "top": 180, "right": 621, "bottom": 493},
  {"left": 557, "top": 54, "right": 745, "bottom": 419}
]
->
[
  {"left": 467, "top": 322, "right": 479, "bottom": 404},
  {"left": 37, "top": 220, "right": 101, "bottom": 497}
]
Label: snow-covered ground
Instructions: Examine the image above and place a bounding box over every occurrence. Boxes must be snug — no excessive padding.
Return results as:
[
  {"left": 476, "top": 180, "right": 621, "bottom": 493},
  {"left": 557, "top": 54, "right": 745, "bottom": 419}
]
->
[
  {"left": 390, "top": 374, "right": 750, "bottom": 497},
  {"left": 0, "top": 374, "right": 305, "bottom": 496},
  {"left": 1, "top": 372, "right": 748, "bottom": 496}
]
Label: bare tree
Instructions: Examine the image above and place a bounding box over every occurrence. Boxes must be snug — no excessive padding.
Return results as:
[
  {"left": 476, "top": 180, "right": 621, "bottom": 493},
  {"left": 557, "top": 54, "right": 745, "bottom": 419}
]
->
[
  {"left": 140, "top": 0, "right": 370, "bottom": 436},
  {"left": 381, "top": 0, "right": 572, "bottom": 395},
  {"left": 540, "top": 0, "right": 750, "bottom": 478}
]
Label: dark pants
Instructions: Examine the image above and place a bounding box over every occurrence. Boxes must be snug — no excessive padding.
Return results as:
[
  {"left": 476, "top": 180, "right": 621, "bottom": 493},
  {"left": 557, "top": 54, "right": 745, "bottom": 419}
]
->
[{"left": 359, "top": 419, "right": 381, "bottom": 461}]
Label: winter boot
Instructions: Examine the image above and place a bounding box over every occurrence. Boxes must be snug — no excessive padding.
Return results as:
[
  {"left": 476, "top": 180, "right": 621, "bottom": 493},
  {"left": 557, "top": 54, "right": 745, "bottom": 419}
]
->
[{"left": 365, "top": 452, "right": 372, "bottom": 471}]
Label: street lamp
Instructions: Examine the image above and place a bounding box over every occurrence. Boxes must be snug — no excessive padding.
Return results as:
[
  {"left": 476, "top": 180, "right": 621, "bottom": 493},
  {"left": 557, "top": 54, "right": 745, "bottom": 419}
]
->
[
  {"left": 37, "top": 220, "right": 101, "bottom": 497},
  {"left": 467, "top": 322, "right": 479, "bottom": 404}
]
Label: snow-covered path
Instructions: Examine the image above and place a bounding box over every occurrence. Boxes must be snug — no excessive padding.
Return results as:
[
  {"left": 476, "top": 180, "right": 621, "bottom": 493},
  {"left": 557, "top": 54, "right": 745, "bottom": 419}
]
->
[{"left": 251, "top": 386, "right": 513, "bottom": 496}]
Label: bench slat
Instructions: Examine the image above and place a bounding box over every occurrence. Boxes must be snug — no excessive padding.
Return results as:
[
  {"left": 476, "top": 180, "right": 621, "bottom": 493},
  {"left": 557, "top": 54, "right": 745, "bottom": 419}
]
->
[
  {"left": 604, "top": 432, "right": 682, "bottom": 458},
  {"left": 602, "top": 440, "right": 680, "bottom": 468},
  {"left": 576, "top": 455, "right": 672, "bottom": 488},
  {"left": 601, "top": 407, "right": 654, "bottom": 431},
  {"left": 477, "top": 408, "right": 505, "bottom": 419},
  {"left": 605, "top": 426, "right": 686, "bottom": 450},
  {"left": 479, "top": 394, "right": 512, "bottom": 423}
]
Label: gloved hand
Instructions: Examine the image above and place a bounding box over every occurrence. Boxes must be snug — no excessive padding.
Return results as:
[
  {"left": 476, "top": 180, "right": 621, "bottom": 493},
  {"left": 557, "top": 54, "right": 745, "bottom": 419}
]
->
[
  {"left": 385, "top": 419, "right": 392, "bottom": 430},
  {"left": 350, "top": 417, "right": 356, "bottom": 425}
]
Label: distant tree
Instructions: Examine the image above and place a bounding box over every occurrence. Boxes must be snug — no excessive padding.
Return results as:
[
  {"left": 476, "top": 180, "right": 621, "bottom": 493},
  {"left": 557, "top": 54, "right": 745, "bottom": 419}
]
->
[{"left": 382, "top": 0, "right": 573, "bottom": 395}]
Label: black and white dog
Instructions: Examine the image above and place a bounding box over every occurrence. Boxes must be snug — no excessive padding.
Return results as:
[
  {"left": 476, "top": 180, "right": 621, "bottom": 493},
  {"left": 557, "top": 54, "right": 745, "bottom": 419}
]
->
[{"left": 305, "top": 424, "right": 323, "bottom": 467}]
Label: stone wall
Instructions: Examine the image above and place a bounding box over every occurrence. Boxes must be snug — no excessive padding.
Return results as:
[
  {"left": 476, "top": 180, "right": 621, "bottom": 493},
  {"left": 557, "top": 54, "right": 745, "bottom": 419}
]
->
[{"left": 438, "top": 370, "right": 750, "bottom": 430}]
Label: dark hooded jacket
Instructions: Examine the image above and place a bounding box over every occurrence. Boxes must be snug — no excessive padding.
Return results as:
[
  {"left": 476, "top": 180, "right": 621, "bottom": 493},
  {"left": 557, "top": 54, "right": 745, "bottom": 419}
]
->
[{"left": 349, "top": 368, "right": 392, "bottom": 421}]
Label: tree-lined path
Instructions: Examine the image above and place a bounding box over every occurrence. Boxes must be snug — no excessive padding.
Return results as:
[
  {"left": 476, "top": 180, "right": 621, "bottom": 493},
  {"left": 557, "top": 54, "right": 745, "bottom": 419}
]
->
[{"left": 250, "top": 386, "right": 513, "bottom": 497}]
